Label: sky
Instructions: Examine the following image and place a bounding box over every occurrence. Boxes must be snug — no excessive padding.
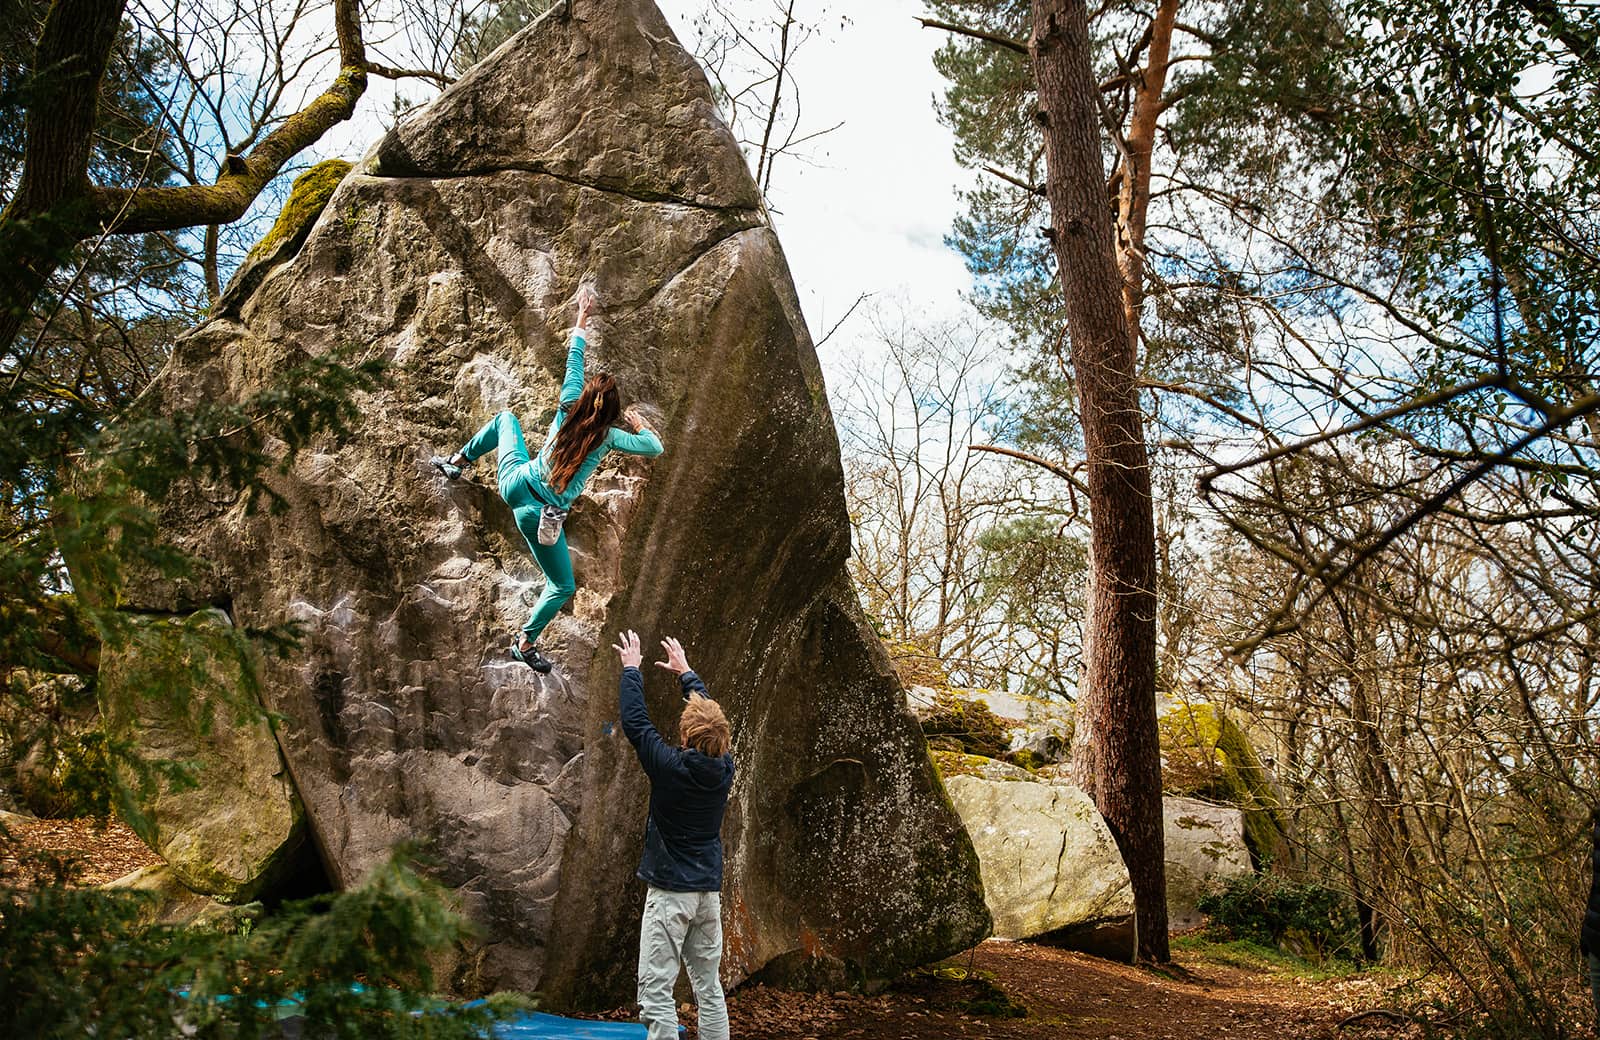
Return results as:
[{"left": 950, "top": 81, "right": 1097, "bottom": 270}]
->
[{"left": 655, "top": 1, "right": 981, "bottom": 352}]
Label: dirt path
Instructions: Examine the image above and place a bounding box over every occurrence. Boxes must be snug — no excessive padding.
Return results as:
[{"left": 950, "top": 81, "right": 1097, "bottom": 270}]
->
[{"left": 717, "top": 941, "right": 1417, "bottom": 1040}]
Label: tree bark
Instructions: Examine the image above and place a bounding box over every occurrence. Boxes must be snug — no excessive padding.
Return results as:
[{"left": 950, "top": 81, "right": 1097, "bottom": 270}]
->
[
  {"left": 0, "top": 0, "right": 127, "bottom": 357},
  {"left": 1032, "top": 0, "right": 1168, "bottom": 961}
]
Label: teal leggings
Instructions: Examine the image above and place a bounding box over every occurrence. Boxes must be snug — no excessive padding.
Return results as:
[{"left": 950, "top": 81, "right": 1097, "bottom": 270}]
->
[{"left": 461, "top": 412, "right": 575, "bottom": 644}]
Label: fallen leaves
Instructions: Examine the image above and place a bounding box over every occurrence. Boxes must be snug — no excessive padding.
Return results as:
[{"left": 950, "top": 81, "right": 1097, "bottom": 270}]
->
[{"left": 0, "top": 813, "right": 161, "bottom": 887}]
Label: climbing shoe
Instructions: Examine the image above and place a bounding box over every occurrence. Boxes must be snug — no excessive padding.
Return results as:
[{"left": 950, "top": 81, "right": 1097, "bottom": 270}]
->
[
  {"left": 536, "top": 504, "right": 569, "bottom": 546},
  {"left": 511, "top": 639, "right": 553, "bottom": 674},
  {"left": 430, "top": 455, "right": 464, "bottom": 480}
]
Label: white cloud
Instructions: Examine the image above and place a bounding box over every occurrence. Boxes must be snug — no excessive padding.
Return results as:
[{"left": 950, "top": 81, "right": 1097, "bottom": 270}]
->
[{"left": 658, "top": 1, "right": 978, "bottom": 367}]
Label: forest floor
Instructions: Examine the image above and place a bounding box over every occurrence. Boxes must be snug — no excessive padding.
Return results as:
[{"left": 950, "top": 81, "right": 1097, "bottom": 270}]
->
[
  {"left": 0, "top": 811, "right": 163, "bottom": 885},
  {"left": 670, "top": 939, "right": 1427, "bottom": 1040},
  {"left": 8, "top": 815, "right": 1431, "bottom": 1039}
]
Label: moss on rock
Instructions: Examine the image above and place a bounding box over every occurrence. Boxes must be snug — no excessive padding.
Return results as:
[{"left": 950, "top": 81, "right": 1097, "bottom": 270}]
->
[
  {"left": 97, "top": 610, "right": 309, "bottom": 903},
  {"left": 931, "top": 750, "right": 1035, "bottom": 782},
  {"left": 246, "top": 159, "right": 354, "bottom": 264},
  {"left": 921, "top": 690, "right": 1013, "bottom": 760},
  {"left": 1160, "top": 703, "right": 1291, "bottom": 866}
]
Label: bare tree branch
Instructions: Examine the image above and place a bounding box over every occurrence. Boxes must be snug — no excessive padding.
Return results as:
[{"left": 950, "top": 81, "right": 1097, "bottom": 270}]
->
[{"left": 917, "top": 17, "right": 1029, "bottom": 57}]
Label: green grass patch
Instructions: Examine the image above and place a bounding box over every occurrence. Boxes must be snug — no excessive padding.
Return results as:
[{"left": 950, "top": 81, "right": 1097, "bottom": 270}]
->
[{"left": 1173, "top": 933, "right": 1365, "bottom": 981}]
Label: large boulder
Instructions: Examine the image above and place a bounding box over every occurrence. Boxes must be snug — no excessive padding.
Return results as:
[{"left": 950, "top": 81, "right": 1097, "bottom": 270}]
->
[
  {"left": 113, "top": 0, "right": 987, "bottom": 1002},
  {"left": 96, "top": 612, "right": 309, "bottom": 903},
  {"left": 1160, "top": 701, "right": 1292, "bottom": 866},
  {"left": 935, "top": 753, "right": 1256, "bottom": 946},
  {"left": 936, "top": 753, "right": 1133, "bottom": 953},
  {"left": 1163, "top": 796, "right": 1253, "bottom": 931}
]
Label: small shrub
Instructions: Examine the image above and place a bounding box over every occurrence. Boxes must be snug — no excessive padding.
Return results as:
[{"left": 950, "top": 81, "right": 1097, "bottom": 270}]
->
[
  {"left": 0, "top": 846, "right": 526, "bottom": 1039},
  {"left": 1197, "top": 872, "right": 1363, "bottom": 963}
]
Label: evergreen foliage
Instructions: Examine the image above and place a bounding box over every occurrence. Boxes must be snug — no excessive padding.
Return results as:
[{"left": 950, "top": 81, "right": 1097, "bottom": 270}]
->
[
  {"left": 0, "top": 847, "right": 521, "bottom": 1039},
  {"left": 1197, "top": 872, "right": 1363, "bottom": 963}
]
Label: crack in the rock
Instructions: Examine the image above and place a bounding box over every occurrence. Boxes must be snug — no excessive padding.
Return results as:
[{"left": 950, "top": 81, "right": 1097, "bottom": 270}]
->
[
  {"left": 367, "top": 160, "right": 765, "bottom": 218},
  {"left": 1045, "top": 790, "right": 1072, "bottom": 908}
]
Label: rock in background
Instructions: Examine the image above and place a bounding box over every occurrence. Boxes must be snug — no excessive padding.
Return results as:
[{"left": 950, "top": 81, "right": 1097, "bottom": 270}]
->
[
  {"left": 1163, "top": 796, "right": 1253, "bottom": 931},
  {"left": 115, "top": 0, "right": 987, "bottom": 1003},
  {"left": 937, "top": 753, "right": 1133, "bottom": 946},
  {"left": 932, "top": 751, "right": 1254, "bottom": 953},
  {"left": 1159, "top": 701, "right": 1292, "bottom": 867}
]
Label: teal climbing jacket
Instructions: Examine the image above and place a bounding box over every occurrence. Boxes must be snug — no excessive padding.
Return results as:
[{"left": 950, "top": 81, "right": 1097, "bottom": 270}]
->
[{"left": 530, "top": 329, "right": 663, "bottom": 509}]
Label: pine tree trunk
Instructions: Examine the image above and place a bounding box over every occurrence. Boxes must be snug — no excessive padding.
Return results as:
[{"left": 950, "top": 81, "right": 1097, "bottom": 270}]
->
[{"left": 1030, "top": 0, "right": 1169, "bottom": 962}]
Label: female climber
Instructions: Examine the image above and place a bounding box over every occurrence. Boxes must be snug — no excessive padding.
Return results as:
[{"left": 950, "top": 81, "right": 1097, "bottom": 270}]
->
[{"left": 431, "top": 287, "right": 663, "bottom": 673}]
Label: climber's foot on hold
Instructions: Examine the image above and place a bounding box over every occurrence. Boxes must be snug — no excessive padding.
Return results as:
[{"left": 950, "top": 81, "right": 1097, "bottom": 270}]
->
[
  {"left": 511, "top": 637, "right": 552, "bottom": 674},
  {"left": 430, "top": 454, "right": 465, "bottom": 480}
]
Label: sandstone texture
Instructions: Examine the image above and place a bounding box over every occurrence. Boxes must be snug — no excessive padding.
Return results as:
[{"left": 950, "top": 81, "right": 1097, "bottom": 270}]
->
[
  {"left": 97, "top": 612, "right": 308, "bottom": 903},
  {"left": 118, "top": 0, "right": 987, "bottom": 1002},
  {"left": 937, "top": 754, "right": 1133, "bottom": 943},
  {"left": 1163, "top": 796, "right": 1253, "bottom": 931}
]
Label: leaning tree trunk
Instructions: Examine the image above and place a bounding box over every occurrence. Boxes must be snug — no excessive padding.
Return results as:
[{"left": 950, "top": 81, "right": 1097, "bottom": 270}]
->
[{"left": 1031, "top": 0, "right": 1169, "bottom": 961}]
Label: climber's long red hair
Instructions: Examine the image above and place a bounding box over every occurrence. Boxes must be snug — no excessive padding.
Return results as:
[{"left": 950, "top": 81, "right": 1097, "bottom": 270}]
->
[{"left": 546, "top": 372, "right": 620, "bottom": 493}]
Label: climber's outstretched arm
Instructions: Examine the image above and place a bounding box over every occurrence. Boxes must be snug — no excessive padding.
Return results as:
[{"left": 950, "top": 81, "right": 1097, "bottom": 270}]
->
[
  {"left": 615, "top": 629, "right": 673, "bottom": 779},
  {"left": 560, "top": 287, "right": 598, "bottom": 408},
  {"left": 608, "top": 406, "right": 664, "bottom": 457}
]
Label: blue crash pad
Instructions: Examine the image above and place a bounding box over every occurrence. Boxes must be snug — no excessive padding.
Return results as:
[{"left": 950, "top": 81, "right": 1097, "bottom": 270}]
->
[{"left": 491, "top": 1012, "right": 649, "bottom": 1038}]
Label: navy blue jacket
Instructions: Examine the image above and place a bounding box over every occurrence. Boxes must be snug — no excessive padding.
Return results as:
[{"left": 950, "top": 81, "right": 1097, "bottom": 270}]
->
[{"left": 619, "top": 666, "right": 735, "bottom": 892}]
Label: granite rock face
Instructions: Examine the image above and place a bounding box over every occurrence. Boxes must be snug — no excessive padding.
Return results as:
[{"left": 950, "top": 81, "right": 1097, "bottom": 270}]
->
[{"left": 121, "top": 0, "right": 987, "bottom": 1002}]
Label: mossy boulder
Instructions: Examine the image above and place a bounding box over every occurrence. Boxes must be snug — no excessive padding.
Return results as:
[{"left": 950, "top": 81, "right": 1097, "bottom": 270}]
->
[
  {"left": 96, "top": 611, "right": 311, "bottom": 903},
  {"left": 1163, "top": 796, "right": 1254, "bottom": 930},
  {"left": 919, "top": 690, "right": 1013, "bottom": 760},
  {"left": 1160, "top": 703, "right": 1290, "bottom": 866},
  {"left": 909, "top": 685, "right": 1071, "bottom": 768}
]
